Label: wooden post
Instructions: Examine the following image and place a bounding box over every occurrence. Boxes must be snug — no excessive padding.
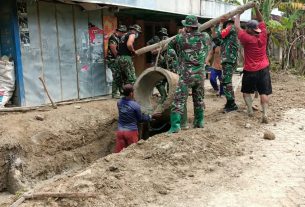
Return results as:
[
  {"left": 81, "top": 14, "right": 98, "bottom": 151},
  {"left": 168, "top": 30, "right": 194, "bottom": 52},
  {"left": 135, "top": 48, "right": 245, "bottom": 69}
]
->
[
  {"left": 135, "top": 2, "right": 255, "bottom": 56},
  {"left": 39, "top": 77, "right": 57, "bottom": 109},
  {"left": 10, "top": 192, "right": 98, "bottom": 207}
]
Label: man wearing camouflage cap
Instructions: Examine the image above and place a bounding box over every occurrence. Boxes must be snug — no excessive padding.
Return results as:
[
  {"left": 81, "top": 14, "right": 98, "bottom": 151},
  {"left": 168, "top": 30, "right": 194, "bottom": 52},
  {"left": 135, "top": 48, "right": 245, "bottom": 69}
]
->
[
  {"left": 148, "top": 28, "right": 189, "bottom": 129},
  {"left": 147, "top": 27, "right": 169, "bottom": 66},
  {"left": 147, "top": 28, "right": 169, "bottom": 45},
  {"left": 107, "top": 25, "right": 127, "bottom": 98},
  {"left": 168, "top": 15, "right": 211, "bottom": 133},
  {"left": 117, "top": 24, "right": 142, "bottom": 86},
  {"left": 146, "top": 27, "right": 168, "bottom": 107},
  {"left": 146, "top": 28, "right": 169, "bottom": 104},
  {"left": 212, "top": 17, "right": 239, "bottom": 112}
]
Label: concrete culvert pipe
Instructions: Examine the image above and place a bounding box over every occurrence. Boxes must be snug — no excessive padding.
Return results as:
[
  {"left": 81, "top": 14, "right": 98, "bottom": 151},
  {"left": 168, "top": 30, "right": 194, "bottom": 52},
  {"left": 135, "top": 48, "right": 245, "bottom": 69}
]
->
[{"left": 134, "top": 67, "right": 179, "bottom": 121}]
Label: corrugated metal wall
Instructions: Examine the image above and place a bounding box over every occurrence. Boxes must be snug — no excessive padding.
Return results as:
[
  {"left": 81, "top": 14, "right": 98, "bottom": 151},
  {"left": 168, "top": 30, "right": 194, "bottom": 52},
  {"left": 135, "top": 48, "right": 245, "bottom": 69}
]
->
[
  {"left": 74, "top": 0, "right": 251, "bottom": 20},
  {"left": 20, "top": 1, "right": 106, "bottom": 106},
  {"left": 201, "top": 0, "right": 252, "bottom": 20},
  {"left": 75, "top": 0, "right": 202, "bottom": 17}
]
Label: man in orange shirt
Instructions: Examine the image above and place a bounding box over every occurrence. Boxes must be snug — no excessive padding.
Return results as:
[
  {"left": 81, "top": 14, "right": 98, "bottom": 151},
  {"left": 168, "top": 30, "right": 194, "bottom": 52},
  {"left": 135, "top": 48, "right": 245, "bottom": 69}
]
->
[{"left": 205, "top": 38, "right": 224, "bottom": 96}]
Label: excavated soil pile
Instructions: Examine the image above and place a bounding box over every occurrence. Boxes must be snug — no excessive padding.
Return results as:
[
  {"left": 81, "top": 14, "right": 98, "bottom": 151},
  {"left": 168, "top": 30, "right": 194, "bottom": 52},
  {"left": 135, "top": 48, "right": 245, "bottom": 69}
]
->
[
  {"left": 0, "top": 100, "right": 118, "bottom": 193},
  {"left": 19, "top": 116, "right": 246, "bottom": 207},
  {"left": 3, "top": 72, "right": 305, "bottom": 207}
]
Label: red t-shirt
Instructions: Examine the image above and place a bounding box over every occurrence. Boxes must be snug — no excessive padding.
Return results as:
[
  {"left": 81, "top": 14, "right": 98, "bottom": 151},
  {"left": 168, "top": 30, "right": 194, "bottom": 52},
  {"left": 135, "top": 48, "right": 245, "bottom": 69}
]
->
[{"left": 238, "top": 22, "right": 269, "bottom": 71}]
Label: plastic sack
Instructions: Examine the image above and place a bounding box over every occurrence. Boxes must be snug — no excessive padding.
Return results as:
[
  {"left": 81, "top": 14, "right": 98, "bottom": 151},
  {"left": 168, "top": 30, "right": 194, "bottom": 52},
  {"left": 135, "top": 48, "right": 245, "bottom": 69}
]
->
[
  {"left": 0, "top": 57, "right": 15, "bottom": 107},
  {"left": 106, "top": 66, "right": 113, "bottom": 83}
]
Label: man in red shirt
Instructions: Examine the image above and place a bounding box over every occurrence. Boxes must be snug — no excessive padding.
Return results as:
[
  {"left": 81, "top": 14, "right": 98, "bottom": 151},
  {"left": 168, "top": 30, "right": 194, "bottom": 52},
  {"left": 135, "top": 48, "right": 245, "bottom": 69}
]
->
[
  {"left": 235, "top": 4, "right": 272, "bottom": 123},
  {"left": 115, "top": 84, "right": 160, "bottom": 153}
]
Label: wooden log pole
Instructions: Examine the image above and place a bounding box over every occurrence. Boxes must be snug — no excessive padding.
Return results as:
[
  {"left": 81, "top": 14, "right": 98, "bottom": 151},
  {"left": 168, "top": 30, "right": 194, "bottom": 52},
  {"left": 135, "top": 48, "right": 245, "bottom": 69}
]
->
[
  {"left": 39, "top": 76, "right": 57, "bottom": 109},
  {"left": 135, "top": 2, "right": 255, "bottom": 56},
  {"left": 23, "top": 192, "right": 98, "bottom": 199},
  {"left": 10, "top": 192, "right": 98, "bottom": 207},
  {"left": 10, "top": 197, "right": 25, "bottom": 207}
]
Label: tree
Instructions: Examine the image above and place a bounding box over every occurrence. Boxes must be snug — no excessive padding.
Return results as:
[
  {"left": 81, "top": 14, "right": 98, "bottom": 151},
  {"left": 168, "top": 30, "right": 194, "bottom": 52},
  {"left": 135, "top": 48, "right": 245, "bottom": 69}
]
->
[{"left": 274, "top": 1, "right": 305, "bottom": 74}]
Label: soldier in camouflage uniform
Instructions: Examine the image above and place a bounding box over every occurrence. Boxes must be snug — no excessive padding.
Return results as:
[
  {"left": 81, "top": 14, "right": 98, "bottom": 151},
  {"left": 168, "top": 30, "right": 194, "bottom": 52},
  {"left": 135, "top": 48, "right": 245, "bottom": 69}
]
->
[
  {"left": 155, "top": 49, "right": 176, "bottom": 104},
  {"left": 147, "top": 28, "right": 170, "bottom": 103},
  {"left": 213, "top": 18, "right": 239, "bottom": 112},
  {"left": 162, "top": 49, "right": 190, "bottom": 129},
  {"left": 167, "top": 15, "right": 211, "bottom": 133},
  {"left": 107, "top": 25, "right": 127, "bottom": 98},
  {"left": 117, "top": 24, "right": 142, "bottom": 86},
  {"left": 147, "top": 27, "right": 169, "bottom": 66},
  {"left": 148, "top": 28, "right": 188, "bottom": 129}
]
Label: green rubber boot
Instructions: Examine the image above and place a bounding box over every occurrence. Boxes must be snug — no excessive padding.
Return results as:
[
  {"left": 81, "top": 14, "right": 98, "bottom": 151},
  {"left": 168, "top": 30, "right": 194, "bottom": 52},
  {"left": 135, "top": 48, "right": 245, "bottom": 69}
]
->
[
  {"left": 193, "top": 108, "right": 204, "bottom": 128},
  {"left": 181, "top": 104, "right": 189, "bottom": 130},
  {"left": 112, "top": 83, "right": 120, "bottom": 99},
  {"left": 168, "top": 112, "right": 181, "bottom": 134}
]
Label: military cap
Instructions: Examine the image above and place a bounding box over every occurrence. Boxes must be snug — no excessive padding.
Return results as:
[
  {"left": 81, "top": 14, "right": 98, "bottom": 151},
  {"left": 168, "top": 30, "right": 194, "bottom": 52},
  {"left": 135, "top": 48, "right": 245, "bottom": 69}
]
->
[
  {"left": 129, "top": 24, "right": 142, "bottom": 33},
  {"left": 158, "top": 27, "right": 168, "bottom": 36},
  {"left": 181, "top": 15, "right": 199, "bottom": 27},
  {"left": 117, "top": 25, "right": 127, "bottom": 32}
]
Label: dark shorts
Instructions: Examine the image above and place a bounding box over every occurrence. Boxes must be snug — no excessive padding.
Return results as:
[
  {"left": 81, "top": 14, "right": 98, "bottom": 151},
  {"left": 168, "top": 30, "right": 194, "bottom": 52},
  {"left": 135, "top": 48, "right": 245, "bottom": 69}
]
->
[{"left": 241, "top": 66, "right": 272, "bottom": 95}]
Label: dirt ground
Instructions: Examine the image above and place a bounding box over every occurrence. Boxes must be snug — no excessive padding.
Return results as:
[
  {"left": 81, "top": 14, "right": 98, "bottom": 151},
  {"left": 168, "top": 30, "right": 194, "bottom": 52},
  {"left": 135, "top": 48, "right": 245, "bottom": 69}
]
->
[
  {"left": 1, "top": 71, "right": 305, "bottom": 207},
  {"left": 0, "top": 100, "right": 118, "bottom": 195}
]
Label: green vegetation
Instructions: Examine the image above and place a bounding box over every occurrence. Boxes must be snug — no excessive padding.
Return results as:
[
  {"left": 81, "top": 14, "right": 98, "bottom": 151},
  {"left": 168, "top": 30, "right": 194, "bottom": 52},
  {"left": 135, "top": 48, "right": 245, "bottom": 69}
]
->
[{"left": 223, "top": 0, "right": 305, "bottom": 75}]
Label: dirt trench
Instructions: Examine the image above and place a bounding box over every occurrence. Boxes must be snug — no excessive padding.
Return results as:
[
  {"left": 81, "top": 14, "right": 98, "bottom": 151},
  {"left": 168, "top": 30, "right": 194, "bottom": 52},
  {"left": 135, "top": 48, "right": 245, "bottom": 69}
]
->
[
  {"left": 0, "top": 100, "right": 118, "bottom": 194},
  {"left": 0, "top": 144, "right": 20, "bottom": 192}
]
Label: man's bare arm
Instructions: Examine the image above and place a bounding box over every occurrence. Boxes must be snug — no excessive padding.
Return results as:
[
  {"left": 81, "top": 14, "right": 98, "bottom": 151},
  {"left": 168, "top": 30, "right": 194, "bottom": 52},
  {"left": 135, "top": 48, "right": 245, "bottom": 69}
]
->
[
  {"left": 211, "top": 26, "right": 217, "bottom": 38},
  {"left": 234, "top": 14, "right": 242, "bottom": 32},
  {"left": 109, "top": 44, "right": 118, "bottom": 57},
  {"left": 127, "top": 34, "right": 136, "bottom": 54},
  {"left": 254, "top": 4, "right": 263, "bottom": 22},
  {"left": 205, "top": 49, "right": 213, "bottom": 65}
]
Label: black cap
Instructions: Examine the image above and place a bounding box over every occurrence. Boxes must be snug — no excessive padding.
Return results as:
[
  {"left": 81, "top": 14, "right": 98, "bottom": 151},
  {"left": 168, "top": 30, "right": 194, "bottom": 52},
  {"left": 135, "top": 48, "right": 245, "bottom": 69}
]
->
[{"left": 246, "top": 20, "right": 261, "bottom": 33}]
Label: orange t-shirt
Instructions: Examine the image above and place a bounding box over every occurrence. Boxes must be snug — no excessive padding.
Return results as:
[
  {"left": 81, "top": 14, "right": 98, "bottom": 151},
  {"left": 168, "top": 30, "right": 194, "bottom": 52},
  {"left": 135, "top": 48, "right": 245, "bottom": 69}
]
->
[{"left": 212, "top": 47, "right": 222, "bottom": 70}]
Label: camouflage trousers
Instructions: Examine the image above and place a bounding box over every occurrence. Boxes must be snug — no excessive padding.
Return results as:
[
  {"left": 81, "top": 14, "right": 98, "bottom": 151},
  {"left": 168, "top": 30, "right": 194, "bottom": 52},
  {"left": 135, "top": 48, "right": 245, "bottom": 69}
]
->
[
  {"left": 116, "top": 55, "right": 137, "bottom": 85},
  {"left": 222, "top": 62, "right": 237, "bottom": 101},
  {"left": 172, "top": 75, "right": 205, "bottom": 114},
  {"left": 155, "top": 79, "right": 168, "bottom": 103},
  {"left": 108, "top": 59, "right": 122, "bottom": 96}
]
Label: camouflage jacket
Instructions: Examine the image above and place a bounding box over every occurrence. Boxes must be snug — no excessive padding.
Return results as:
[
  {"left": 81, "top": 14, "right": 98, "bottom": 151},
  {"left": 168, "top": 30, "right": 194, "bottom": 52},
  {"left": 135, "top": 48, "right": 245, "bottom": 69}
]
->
[
  {"left": 107, "top": 33, "right": 120, "bottom": 61},
  {"left": 216, "top": 24, "right": 239, "bottom": 64},
  {"left": 168, "top": 30, "right": 211, "bottom": 78},
  {"left": 159, "top": 49, "right": 179, "bottom": 74}
]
